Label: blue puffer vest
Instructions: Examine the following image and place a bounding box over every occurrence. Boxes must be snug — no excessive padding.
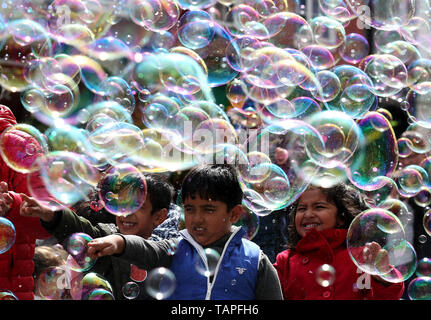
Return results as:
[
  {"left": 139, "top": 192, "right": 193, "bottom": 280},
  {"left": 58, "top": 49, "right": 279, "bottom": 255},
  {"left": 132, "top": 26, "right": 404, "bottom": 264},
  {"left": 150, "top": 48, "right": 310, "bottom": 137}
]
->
[{"left": 168, "top": 227, "right": 260, "bottom": 300}]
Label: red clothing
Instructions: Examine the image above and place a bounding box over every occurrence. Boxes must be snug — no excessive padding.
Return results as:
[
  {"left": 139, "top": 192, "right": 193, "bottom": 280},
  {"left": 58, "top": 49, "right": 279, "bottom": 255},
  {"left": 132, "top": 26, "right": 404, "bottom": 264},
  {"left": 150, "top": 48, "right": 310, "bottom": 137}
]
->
[
  {"left": 0, "top": 105, "right": 51, "bottom": 300},
  {"left": 274, "top": 228, "right": 404, "bottom": 300}
]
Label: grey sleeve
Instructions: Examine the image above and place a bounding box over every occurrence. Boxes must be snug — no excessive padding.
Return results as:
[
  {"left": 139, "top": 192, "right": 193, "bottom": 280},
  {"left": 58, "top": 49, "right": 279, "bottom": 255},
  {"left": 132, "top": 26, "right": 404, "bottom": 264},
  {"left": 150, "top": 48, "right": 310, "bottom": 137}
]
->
[
  {"left": 254, "top": 251, "right": 284, "bottom": 300},
  {"left": 117, "top": 234, "right": 179, "bottom": 270}
]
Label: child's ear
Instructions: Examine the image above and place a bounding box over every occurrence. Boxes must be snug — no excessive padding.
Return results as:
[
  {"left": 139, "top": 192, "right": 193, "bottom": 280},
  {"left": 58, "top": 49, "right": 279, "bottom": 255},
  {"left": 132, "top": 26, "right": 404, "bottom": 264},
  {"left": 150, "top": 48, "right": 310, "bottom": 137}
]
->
[
  {"left": 229, "top": 204, "right": 243, "bottom": 224},
  {"left": 152, "top": 208, "right": 168, "bottom": 228}
]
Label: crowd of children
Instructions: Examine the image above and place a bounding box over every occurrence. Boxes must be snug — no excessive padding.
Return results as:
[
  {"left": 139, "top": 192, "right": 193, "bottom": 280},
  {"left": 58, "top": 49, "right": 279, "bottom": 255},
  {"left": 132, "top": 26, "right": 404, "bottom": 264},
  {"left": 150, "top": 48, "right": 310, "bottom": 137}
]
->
[{"left": 0, "top": 103, "right": 410, "bottom": 301}]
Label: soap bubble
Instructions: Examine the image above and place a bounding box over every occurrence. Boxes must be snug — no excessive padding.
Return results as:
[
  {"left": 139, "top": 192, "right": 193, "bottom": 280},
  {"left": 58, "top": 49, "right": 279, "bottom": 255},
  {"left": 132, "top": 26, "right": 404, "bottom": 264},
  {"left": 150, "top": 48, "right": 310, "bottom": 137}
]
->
[
  {"left": 0, "top": 123, "right": 48, "bottom": 173},
  {"left": 65, "top": 233, "right": 97, "bottom": 272},
  {"left": 194, "top": 248, "right": 221, "bottom": 277},
  {"left": 122, "top": 281, "right": 140, "bottom": 299},
  {"left": 416, "top": 258, "right": 431, "bottom": 277},
  {"left": 316, "top": 264, "right": 336, "bottom": 287},
  {"left": 347, "top": 208, "right": 406, "bottom": 276},
  {"left": 408, "top": 276, "right": 431, "bottom": 300},
  {"left": 0, "top": 217, "right": 16, "bottom": 254},
  {"left": 80, "top": 272, "right": 113, "bottom": 300},
  {"left": 87, "top": 288, "right": 115, "bottom": 300},
  {"left": 98, "top": 163, "right": 147, "bottom": 217},
  {"left": 145, "top": 267, "right": 176, "bottom": 300},
  {"left": 0, "top": 291, "right": 18, "bottom": 300},
  {"left": 234, "top": 205, "right": 260, "bottom": 240}
]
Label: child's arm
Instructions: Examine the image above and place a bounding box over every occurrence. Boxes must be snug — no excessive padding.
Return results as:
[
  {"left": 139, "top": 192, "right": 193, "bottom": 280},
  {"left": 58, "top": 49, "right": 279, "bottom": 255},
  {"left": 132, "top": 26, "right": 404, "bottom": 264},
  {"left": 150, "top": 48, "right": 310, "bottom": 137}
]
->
[
  {"left": 255, "top": 252, "right": 284, "bottom": 300},
  {"left": 19, "top": 193, "right": 112, "bottom": 243},
  {"left": 87, "top": 234, "right": 177, "bottom": 270},
  {"left": 0, "top": 181, "right": 13, "bottom": 216}
]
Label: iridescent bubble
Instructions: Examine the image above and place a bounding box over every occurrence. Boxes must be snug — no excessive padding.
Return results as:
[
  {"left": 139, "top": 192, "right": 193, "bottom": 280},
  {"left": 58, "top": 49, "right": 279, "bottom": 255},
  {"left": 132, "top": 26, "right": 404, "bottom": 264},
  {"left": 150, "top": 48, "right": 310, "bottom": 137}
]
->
[
  {"left": 378, "top": 240, "right": 417, "bottom": 283},
  {"left": 346, "top": 0, "right": 415, "bottom": 31},
  {"left": 88, "top": 288, "right": 115, "bottom": 300},
  {"left": 234, "top": 205, "right": 259, "bottom": 240},
  {"left": 65, "top": 233, "right": 97, "bottom": 272},
  {"left": 395, "top": 165, "right": 425, "bottom": 196},
  {"left": 397, "top": 137, "right": 413, "bottom": 158},
  {"left": 82, "top": 36, "right": 131, "bottom": 61},
  {"left": 380, "top": 41, "right": 421, "bottom": 69},
  {"left": 309, "top": 70, "right": 341, "bottom": 102},
  {"left": 194, "top": 22, "right": 239, "bottom": 87},
  {"left": 407, "top": 59, "right": 431, "bottom": 94},
  {"left": 145, "top": 267, "right": 176, "bottom": 300},
  {"left": 318, "top": 0, "right": 355, "bottom": 23},
  {"left": 176, "top": 0, "right": 217, "bottom": 10},
  {"left": 408, "top": 276, "right": 431, "bottom": 300},
  {"left": 340, "top": 33, "right": 369, "bottom": 64},
  {"left": 194, "top": 248, "right": 221, "bottom": 277},
  {"left": 244, "top": 119, "right": 324, "bottom": 210},
  {"left": 264, "top": 12, "right": 313, "bottom": 50},
  {"left": 98, "top": 163, "right": 147, "bottom": 217},
  {"left": 419, "top": 234, "right": 427, "bottom": 244},
  {"left": 129, "top": 0, "right": 180, "bottom": 32},
  {"left": 423, "top": 209, "right": 431, "bottom": 237},
  {"left": 80, "top": 272, "right": 113, "bottom": 300},
  {"left": 347, "top": 208, "right": 406, "bottom": 276},
  {"left": 35, "top": 151, "right": 99, "bottom": 206},
  {"left": 301, "top": 45, "right": 336, "bottom": 70},
  {"left": 414, "top": 188, "right": 431, "bottom": 208},
  {"left": 0, "top": 291, "right": 18, "bottom": 300},
  {"left": 122, "top": 281, "right": 140, "bottom": 299},
  {"left": 401, "top": 123, "right": 431, "bottom": 154},
  {"left": 225, "top": 4, "right": 265, "bottom": 39},
  {"left": 93, "top": 76, "right": 136, "bottom": 114},
  {"left": 0, "top": 123, "right": 48, "bottom": 173},
  {"left": 315, "top": 264, "right": 336, "bottom": 287},
  {"left": 347, "top": 112, "right": 398, "bottom": 192},
  {"left": 0, "top": 217, "right": 15, "bottom": 254},
  {"left": 177, "top": 10, "right": 215, "bottom": 50},
  {"left": 416, "top": 258, "right": 431, "bottom": 277},
  {"left": 0, "top": 19, "right": 52, "bottom": 92},
  {"left": 305, "top": 110, "right": 361, "bottom": 168},
  {"left": 362, "top": 54, "right": 408, "bottom": 98},
  {"left": 310, "top": 16, "right": 346, "bottom": 49},
  {"left": 377, "top": 198, "right": 413, "bottom": 229}
]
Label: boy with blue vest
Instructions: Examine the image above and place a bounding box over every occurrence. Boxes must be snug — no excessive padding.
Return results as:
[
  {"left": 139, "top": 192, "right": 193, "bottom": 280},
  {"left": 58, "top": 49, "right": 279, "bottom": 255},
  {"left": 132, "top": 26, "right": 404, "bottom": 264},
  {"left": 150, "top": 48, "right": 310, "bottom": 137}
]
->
[{"left": 87, "top": 164, "right": 283, "bottom": 300}]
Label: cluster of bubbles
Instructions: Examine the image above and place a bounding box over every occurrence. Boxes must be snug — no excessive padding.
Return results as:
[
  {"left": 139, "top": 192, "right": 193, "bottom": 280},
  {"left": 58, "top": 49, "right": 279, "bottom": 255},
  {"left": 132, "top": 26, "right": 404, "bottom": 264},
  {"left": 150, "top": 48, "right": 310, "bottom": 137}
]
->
[{"left": 1, "top": 0, "right": 431, "bottom": 299}]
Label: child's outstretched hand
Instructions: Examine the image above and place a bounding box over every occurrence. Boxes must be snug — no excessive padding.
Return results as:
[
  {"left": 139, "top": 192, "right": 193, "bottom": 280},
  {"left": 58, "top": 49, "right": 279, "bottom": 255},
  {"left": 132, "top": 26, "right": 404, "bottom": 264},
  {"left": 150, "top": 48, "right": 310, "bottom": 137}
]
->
[
  {"left": 87, "top": 235, "right": 125, "bottom": 259},
  {"left": 363, "top": 241, "right": 393, "bottom": 284},
  {"left": 0, "top": 181, "right": 13, "bottom": 217},
  {"left": 19, "top": 193, "right": 55, "bottom": 222}
]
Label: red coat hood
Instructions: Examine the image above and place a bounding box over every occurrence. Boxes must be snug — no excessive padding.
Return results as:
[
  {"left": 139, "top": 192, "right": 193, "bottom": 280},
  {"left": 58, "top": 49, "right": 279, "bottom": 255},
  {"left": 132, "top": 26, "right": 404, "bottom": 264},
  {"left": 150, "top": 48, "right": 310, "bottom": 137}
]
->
[{"left": 0, "top": 105, "right": 17, "bottom": 132}]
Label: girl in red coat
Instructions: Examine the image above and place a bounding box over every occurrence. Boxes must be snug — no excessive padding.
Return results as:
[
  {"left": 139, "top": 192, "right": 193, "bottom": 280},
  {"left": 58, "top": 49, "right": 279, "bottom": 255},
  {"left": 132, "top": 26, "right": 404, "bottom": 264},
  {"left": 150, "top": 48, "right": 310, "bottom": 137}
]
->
[
  {"left": 0, "top": 105, "right": 51, "bottom": 300},
  {"left": 273, "top": 183, "right": 405, "bottom": 300}
]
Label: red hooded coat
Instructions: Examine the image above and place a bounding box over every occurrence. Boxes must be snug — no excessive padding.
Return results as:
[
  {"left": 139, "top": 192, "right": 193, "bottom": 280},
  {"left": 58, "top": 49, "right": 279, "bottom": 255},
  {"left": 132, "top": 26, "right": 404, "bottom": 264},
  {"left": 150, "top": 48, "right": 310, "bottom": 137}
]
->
[
  {"left": 274, "top": 228, "right": 405, "bottom": 300},
  {"left": 0, "top": 105, "right": 51, "bottom": 300}
]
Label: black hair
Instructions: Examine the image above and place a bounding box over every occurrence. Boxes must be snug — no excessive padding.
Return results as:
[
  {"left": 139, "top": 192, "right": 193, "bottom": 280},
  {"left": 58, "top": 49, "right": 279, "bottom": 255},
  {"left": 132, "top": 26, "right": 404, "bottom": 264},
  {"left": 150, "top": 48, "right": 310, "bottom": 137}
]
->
[
  {"left": 181, "top": 164, "right": 243, "bottom": 211},
  {"left": 286, "top": 183, "right": 369, "bottom": 249},
  {"left": 144, "top": 173, "right": 175, "bottom": 214}
]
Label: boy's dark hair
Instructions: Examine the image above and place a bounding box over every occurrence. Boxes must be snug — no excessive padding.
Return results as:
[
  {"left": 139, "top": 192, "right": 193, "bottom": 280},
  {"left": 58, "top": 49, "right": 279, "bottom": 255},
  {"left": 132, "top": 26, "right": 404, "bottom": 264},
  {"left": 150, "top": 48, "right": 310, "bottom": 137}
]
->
[
  {"left": 181, "top": 164, "right": 243, "bottom": 211},
  {"left": 144, "top": 173, "right": 175, "bottom": 214},
  {"left": 286, "top": 183, "right": 369, "bottom": 249}
]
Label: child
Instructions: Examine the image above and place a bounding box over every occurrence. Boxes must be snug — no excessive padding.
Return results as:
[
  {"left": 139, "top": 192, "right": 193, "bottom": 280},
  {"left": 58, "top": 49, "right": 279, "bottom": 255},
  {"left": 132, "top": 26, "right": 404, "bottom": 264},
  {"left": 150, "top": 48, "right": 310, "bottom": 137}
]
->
[
  {"left": 0, "top": 104, "right": 51, "bottom": 300},
  {"left": 20, "top": 172, "right": 180, "bottom": 300},
  {"left": 273, "top": 183, "right": 405, "bottom": 300},
  {"left": 87, "top": 164, "right": 283, "bottom": 300}
]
